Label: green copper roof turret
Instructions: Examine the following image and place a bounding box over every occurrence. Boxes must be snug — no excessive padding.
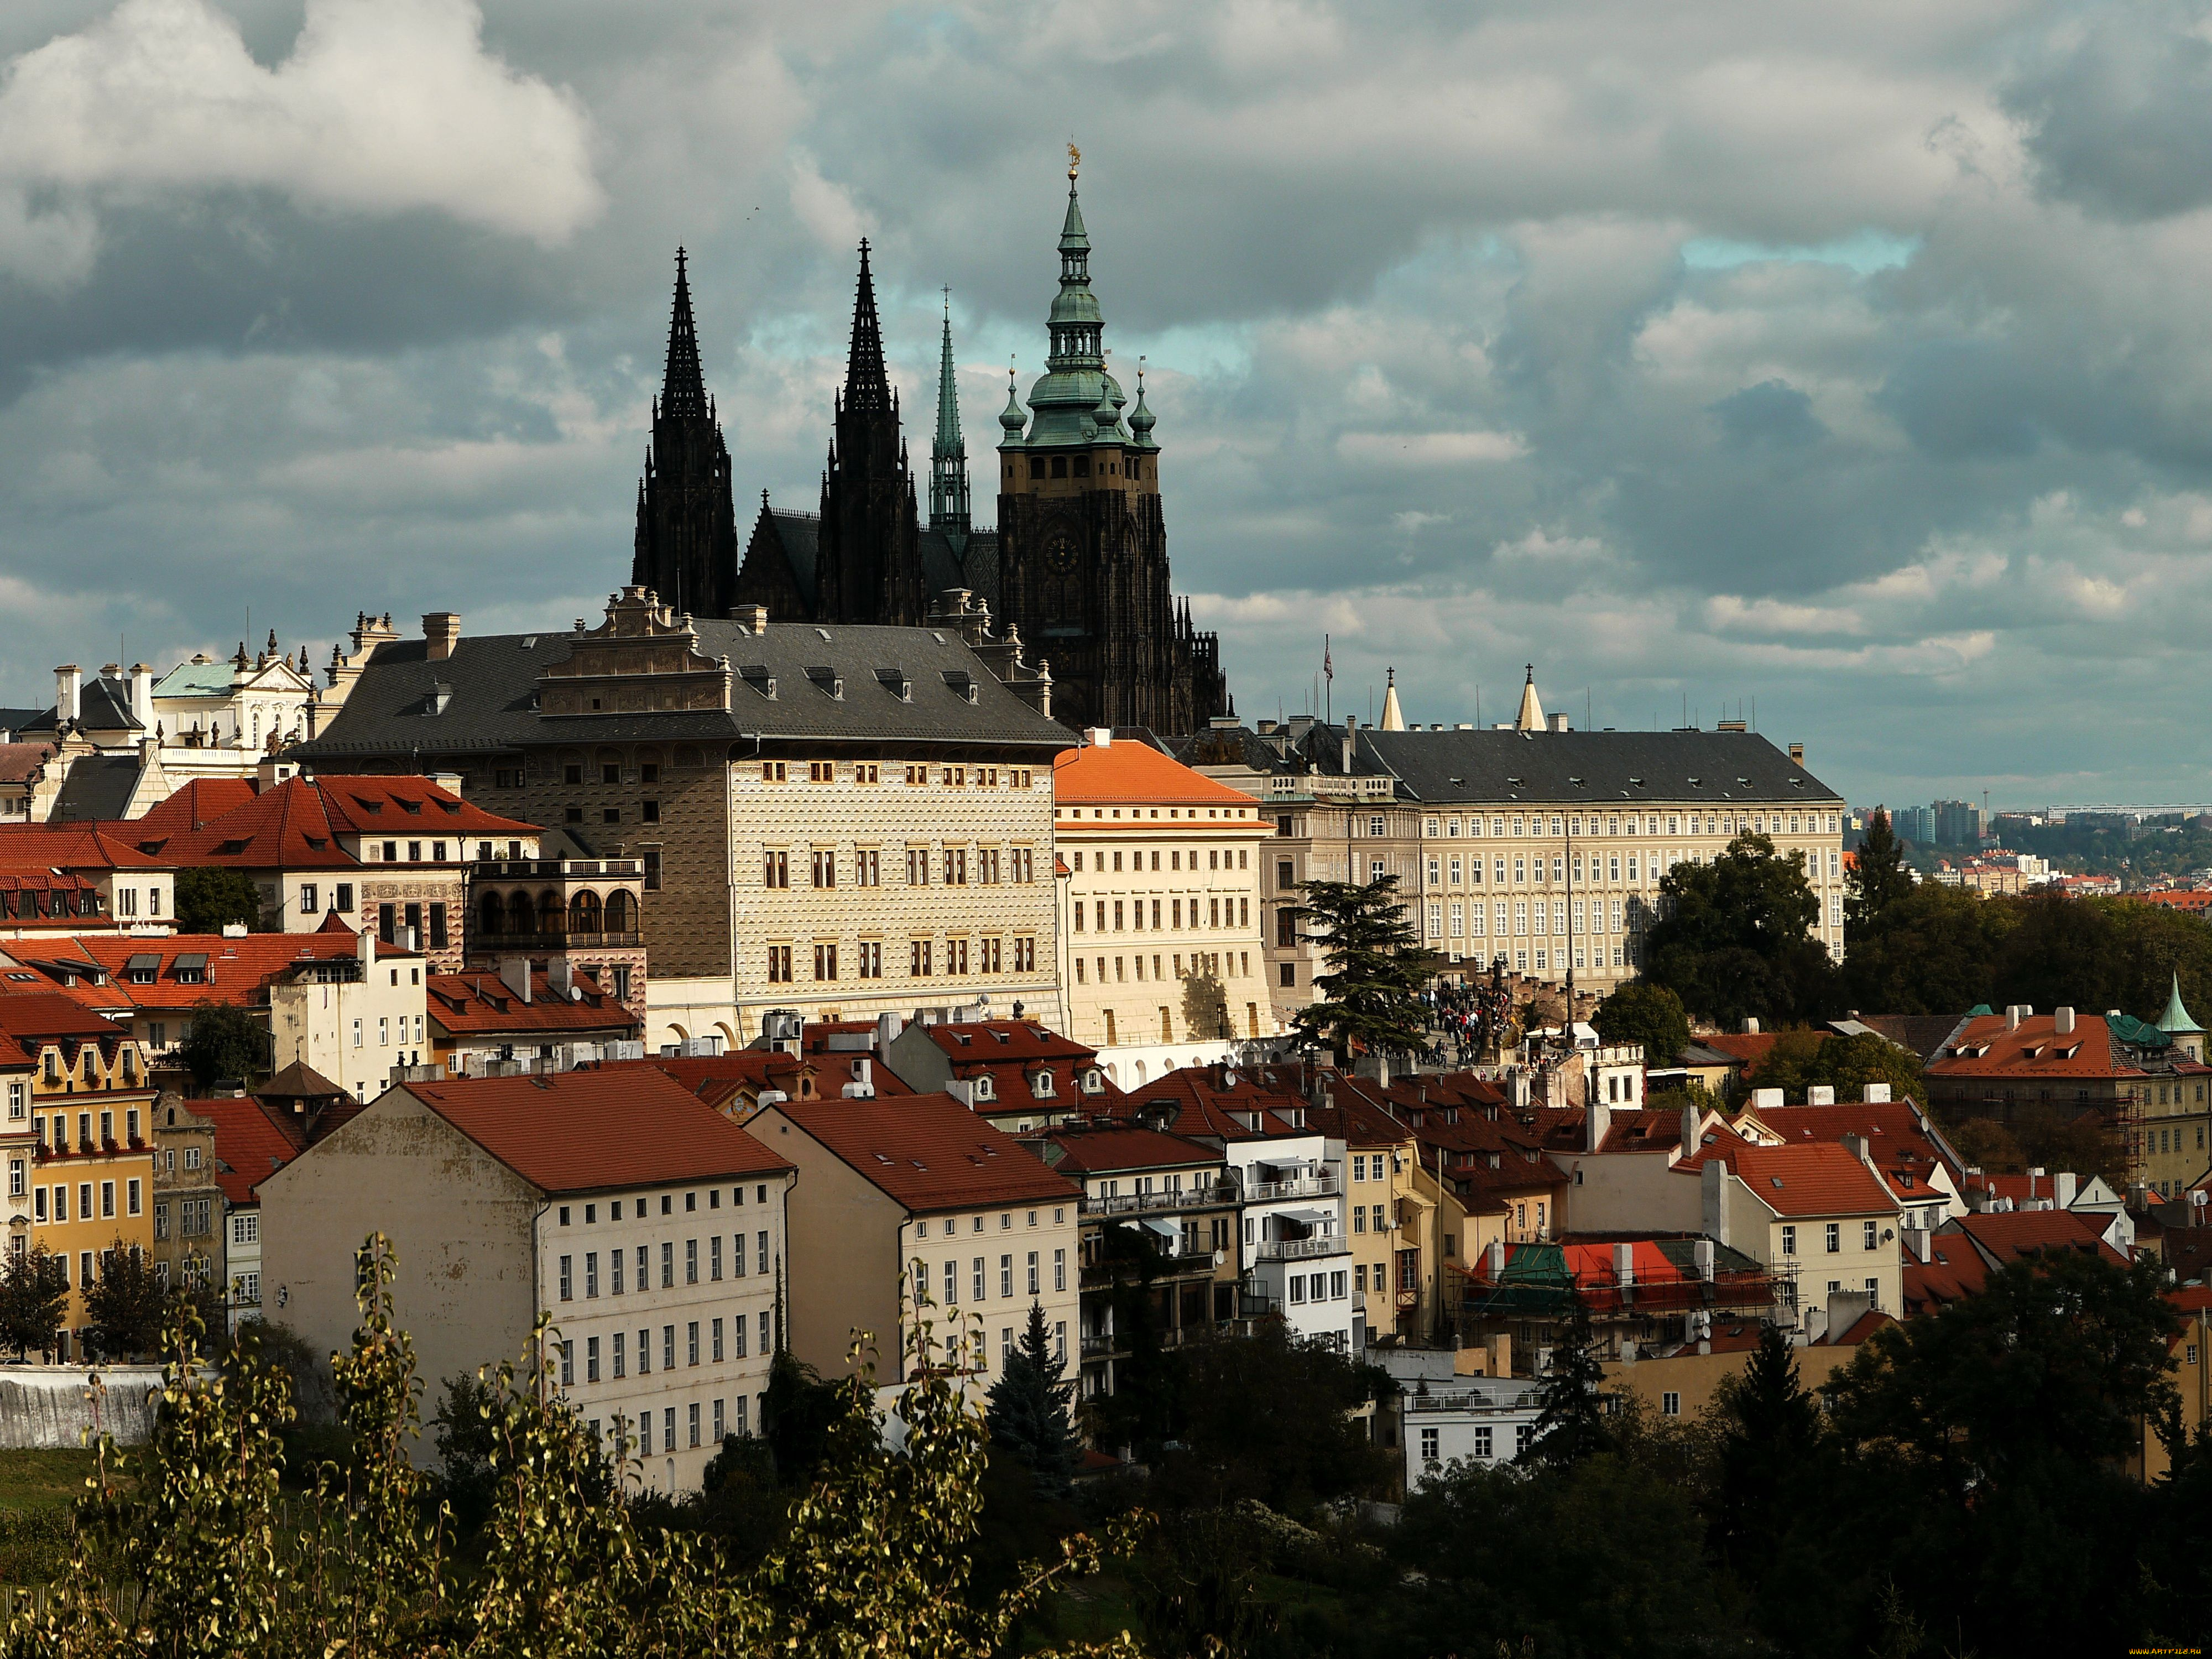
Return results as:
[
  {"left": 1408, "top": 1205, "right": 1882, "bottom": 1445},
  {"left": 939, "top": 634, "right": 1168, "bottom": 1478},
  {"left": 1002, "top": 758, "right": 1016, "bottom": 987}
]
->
[
  {"left": 2159, "top": 972, "right": 2204, "bottom": 1036},
  {"left": 999, "top": 363, "right": 1027, "bottom": 436},
  {"left": 1127, "top": 357, "right": 1157, "bottom": 451},
  {"left": 1003, "top": 154, "right": 1129, "bottom": 451}
]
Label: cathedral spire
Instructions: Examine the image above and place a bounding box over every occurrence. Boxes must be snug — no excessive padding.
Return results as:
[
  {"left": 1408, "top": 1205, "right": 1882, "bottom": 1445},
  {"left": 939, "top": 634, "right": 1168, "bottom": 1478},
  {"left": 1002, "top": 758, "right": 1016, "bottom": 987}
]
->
[
  {"left": 845, "top": 239, "right": 892, "bottom": 413},
  {"left": 661, "top": 248, "right": 708, "bottom": 421},
  {"left": 929, "top": 289, "right": 971, "bottom": 534}
]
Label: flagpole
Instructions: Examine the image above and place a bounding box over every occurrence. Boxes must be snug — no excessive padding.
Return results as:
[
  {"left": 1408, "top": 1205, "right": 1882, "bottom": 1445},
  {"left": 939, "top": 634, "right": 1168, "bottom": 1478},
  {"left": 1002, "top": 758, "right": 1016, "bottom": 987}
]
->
[{"left": 1324, "top": 634, "right": 1333, "bottom": 726}]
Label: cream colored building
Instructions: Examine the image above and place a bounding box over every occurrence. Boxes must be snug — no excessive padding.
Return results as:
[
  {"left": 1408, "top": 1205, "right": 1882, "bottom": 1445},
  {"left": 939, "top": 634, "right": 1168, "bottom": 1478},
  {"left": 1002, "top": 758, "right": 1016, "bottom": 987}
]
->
[
  {"left": 753, "top": 1092, "right": 1082, "bottom": 1383},
  {"left": 258, "top": 1066, "right": 792, "bottom": 1491},
  {"left": 1697, "top": 1141, "right": 1903, "bottom": 1331},
  {"left": 1186, "top": 672, "right": 1846, "bottom": 1019},
  {"left": 294, "top": 589, "right": 1070, "bottom": 1052},
  {"left": 1054, "top": 730, "right": 1274, "bottom": 1081}
]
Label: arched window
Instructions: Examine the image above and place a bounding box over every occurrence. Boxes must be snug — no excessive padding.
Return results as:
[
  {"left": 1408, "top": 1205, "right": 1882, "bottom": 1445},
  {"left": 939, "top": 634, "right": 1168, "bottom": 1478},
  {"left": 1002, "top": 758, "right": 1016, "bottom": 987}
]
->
[
  {"left": 507, "top": 892, "right": 533, "bottom": 935},
  {"left": 538, "top": 890, "right": 564, "bottom": 935},
  {"left": 478, "top": 893, "right": 504, "bottom": 936},
  {"left": 605, "top": 890, "right": 635, "bottom": 932},
  {"left": 570, "top": 891, "right": 602, "bottom": 935}
]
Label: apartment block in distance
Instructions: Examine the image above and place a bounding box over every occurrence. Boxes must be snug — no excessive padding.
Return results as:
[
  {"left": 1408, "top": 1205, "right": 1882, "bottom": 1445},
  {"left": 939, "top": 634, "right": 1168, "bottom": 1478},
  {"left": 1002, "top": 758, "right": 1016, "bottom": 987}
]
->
[{"left": 260, "top": 1067, "right": 792, "bottom": 1491}]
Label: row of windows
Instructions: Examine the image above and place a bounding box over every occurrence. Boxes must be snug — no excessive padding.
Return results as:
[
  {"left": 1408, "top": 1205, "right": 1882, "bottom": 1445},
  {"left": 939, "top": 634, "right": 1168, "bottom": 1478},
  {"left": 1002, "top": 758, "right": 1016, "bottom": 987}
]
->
[
  {"left": 557, "top": 1232, "right": 773, "bottom": 1298},
  {"left": 921, "top": 1247, "right": 1065, "bottom": 1303},
  {"left": 912, "top": 1206, "right": 1064, "bottom": 1238},
  {"left": 1076, "top": 950, "right": 1251, "bottom": 986},
  {"left": 1403, "top": 810, "right": 1843, "bottom": 839},
  {"left": 1779, "top": 1220, "right": 1883, "bottom": 1256},
  {"left": 752, "top": 761, "right": 1034, "bottom": 789},
  {"left": 585, "top": 1395, "right": 753, "bottom": 1455},
  {"left": 33, "top": 1107, "right": 141, "bottom": 1151},
  {"left": 761, "top": 847, "right": 1037, "bottom": 888},
  {"left": 761, "top": 935, "right": 1040, "bottom": 984},
  {"left": 1071, "top": 847, "right": 1249, "bottom": 873},
  {"left": 30, "top": 1177, "right": 144, "bottom": 1224},
  {"left": 1285, "top": 1269, "right": 1351, "bottom": 1305},
  {"left": 557, "top": 1311, "right": 774, "bottom": 1386},
  {"left": 1427, "top": 898, "right": 1634, "bottom": 938},
  {"left": 1417, "top": 1422, "right": 1536, "bottom": 1464},
  {"left": 555, "top": 1186, "right": 775, "bottom": 1227},
  {"left": 152, "top": 1196, "right": 213, "bottom": 1239},
  {"left": 1076, "top": 895, "right": 1250, "bottom": 934}
]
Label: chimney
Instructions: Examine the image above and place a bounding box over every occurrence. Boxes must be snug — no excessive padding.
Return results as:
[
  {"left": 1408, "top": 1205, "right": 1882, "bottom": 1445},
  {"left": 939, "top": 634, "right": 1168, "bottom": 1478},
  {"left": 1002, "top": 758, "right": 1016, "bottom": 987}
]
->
[
  {"left": 498, "top": 956, "right": 533, "bottom": 1004},
  {"left": 129, "top": 663, "right": 155, "bottom": 728},
  {"left": 1745, "top": 1016, "right": 1760, "bottom": 1035},
  {"left": 1901, "top": 1226, "right": 1932, "bottom": 1264},
  {"left": 357, "top": 926, "right": 376, "bottom": 975},
  {"left": 1692, "top": 1237, "right": 1715, "bottom": 1280},
  {"left": 548, "top": 958, "right": 575, "bottom": 999},
  {"left": 1863, "top": 1083, "right": 1891, "bottom": 1103},
  {"left": 54, "top": 665, "right": 80, "bottom": 725},
  {"left": 1807, "top": 1084, "right": 1835, "bottom": 1106},
  {"left": 2055, "top": 1006, "right": 2075, "bottom": 1035},
  {"left": 1751, "top": 1087, "right": 1782, "bottom": 1112},
  {"left": 1342, "top": 715, "right": 1357, "bottom": 772},
  {"left": 2006, "top": 1005, "right": 2024, "bottom": 1031},
  {"left": 1086, "top": 727, "right": 1113, "bottom": 748},
  {"left": 1585, "top": 1090, "right": 1611, "bottom": 1154},
  {"left": 1613, "top": 1241, "right": 1635, "bottom": 1288},
  {"left": 1842, "top": 1132, "right": 1872, "bottom": 1169},
  {"left": 2055, "top": 1171, "right": 2078, "bottom": 1209},
  {"left": 876, "top": 1011, "right": 904, "bottom": 1051},
  {"left": 1548, "top": 712, "right": 1569, "bottom": 733},
  {"left": 423, "top": 613, "right": 461, "bottom": 661},
  {"left": 1681, "top": 1102, "right": 1700, "bottom": 1157},
  {"left": 732, "top": 603, "right": 769, "bottom": 633},
  {"left": 1788, "top": 742, "right": 1804, "bottom": 765}
]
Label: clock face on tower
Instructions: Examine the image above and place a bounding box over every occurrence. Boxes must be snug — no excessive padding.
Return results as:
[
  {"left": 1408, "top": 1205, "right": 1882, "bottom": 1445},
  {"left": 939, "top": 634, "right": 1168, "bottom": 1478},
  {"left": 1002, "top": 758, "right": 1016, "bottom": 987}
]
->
[{"left": 1045, "top": 530, "right": 1079, "bottom": 572}]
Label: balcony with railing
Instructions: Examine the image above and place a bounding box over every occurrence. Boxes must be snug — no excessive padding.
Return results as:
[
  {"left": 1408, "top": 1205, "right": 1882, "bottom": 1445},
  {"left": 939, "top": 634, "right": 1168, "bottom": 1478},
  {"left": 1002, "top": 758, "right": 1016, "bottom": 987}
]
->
[
  {"left": 1080, "top": 1183, "right": 1239, "bottom": 1218},
  {"left": 1241, "top": 1173, "right": 1339, "bottom": 1203},
  {"left": 1405, "top": 1385, "right": 1543, "bottom": 1416},
  {"left": 1254, "top": 1235, "right": 1351, "bottom": 1261}
]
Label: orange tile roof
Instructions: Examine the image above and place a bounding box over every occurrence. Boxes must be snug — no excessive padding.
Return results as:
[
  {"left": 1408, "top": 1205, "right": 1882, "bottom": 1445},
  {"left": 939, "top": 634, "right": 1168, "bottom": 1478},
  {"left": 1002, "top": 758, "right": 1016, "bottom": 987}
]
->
[
  {"left": 1745, "top": 1102, "right": 1963, "bottom": 1197},
  {"left": 1127, "top": 1067, "right": 1308, "bottom": 1140},
  {"left": 132, "top": 778, "right": 255, "bottom": 836},
  {"left": 117, "top": 775, "right": 538, "bottom": 871},
  {"left": 35, "top": 932, "right": 410, "bottom": 1010},
  {"left": 770, "top": 1092, "right": 1080, "bottom": 1212},
  {"left": 0, "top": 743, "right": 55, "bottom": 786},
  {"left": 201, "top": 1095, "right": 306, "bottom": 1206},
  {"left": 1053, "top": 740, "right": 1258, "bottom": 812},
  {"left": 0, "top": 823, "right": 170, "bottom": 870},
  {"left": 0, "top": 990, "right": 126, "bottom": 1046},
  {"left": 1026, "top": 1123, "right": 1223, "bottom": 1176},
  {"left": 401, "top": 1068, "right": 791, "bottom": 1195},
  {"left": 1924, "top": 1014, "right": 2130, "bottom": 1079},
  {"left": 634, "top": 1051, "right": 812, "bottom": 1110},
  {"left": 425, "top": 971, "right": 639, "bottom": 1037},
  {"left": 1697, "top": 1141, "right": 1896, "bottom": 1218},
  {"left": 1953, "top": 1208, "right": 2127, "bottom": 1268},
  {"left": 1904, "top": 1240, "right": 1988, "bottom": 1312},
  {"left": 1700, "top": 1031, "right": 1809, "bottom": 1076},
  {"left": 1823, "top": 1308, "right": 1900, "bottom": 1346}
]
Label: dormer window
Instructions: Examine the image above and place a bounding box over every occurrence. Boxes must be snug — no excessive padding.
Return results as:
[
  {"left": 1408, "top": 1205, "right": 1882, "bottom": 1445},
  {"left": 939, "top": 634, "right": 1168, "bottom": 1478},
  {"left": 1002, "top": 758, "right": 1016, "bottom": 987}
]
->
[
  {"left": 1081, "top": 1069, "right": 1103, "bottom": 1094},
  {"left": 972, "top": 1074, "right": 995, "bottom": 1102},
  {"left": 1034, "top": 1070, "right": 1055, "bottom": 1097}
]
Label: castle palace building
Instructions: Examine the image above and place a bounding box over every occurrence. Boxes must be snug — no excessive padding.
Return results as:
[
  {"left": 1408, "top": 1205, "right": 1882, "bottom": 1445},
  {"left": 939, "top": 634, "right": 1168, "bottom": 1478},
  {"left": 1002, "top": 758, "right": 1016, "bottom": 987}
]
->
[{"left": 656, "top": 165, "right": 1230, "bottom": 735}]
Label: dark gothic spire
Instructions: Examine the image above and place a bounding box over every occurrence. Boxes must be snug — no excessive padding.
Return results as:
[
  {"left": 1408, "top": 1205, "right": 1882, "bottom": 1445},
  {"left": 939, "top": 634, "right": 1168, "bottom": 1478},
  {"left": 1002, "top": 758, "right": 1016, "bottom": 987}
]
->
[
  {"left": 929, "top": 289, "right": 971, "bottom": 533},
  {"left": 661, "top": 247, "right": 708, "bottom": 421},
  {"left": 845, "top": 239, "right": 892, "bottom": 413}
]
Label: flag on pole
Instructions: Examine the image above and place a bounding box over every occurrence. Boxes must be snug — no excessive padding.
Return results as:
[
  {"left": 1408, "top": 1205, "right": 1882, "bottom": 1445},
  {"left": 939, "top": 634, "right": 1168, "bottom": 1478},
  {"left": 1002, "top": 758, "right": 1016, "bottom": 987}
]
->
[{"left": 1323, "top": 634, "right": 1333, "bottom": 682}]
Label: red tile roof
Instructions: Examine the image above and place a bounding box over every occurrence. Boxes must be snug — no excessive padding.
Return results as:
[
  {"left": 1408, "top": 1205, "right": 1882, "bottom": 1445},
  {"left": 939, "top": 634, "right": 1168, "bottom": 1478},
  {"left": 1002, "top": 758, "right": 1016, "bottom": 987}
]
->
[
  {"left": 0, "top": 823, "right": 170, "bottom": 870},
  {"left": 400, "top": 1068, "right": 790, "bottom": 1195},
  {"left": 921, "top": 1020, "right": 1097, "bottom": 1064},
  {"left": 1700, "top": 1031, "right": 1797, "bottom": 1074},
  {"left": 0, "top": 990, "right": 126, "bottom": 1046},
  {"left": 1744, "top": 1102, "right": 1963, "bottom": 1198},
  {"left": 0, "top": 743, "right": 55, "bottom": 786},
  {"left": 1904, "top": 1239, "right": 1990, "bottom": 1313},
  {"left": 1952, "top": 1208, "right": 2127, "bottom": 1269},
  {"left": 116, "top": 775, "right": 538, "bottom": 871},
  {"left": 1924, "top": 1014, "right": 2132, "bottom": 1080},
  {"left": 1053, "top": 740, "right": 1258, "bottom": 811},
  {"left": 1822, "top": 1308, "right": 1899, "bottom": 1347},
  {"left": 426, "top": 971, "right": 639, "bottom": 1037},
  {"left": 1695, "top": 1142, "right": 1896, "bottom": 1218},
  {"left": 1128, "top": 1067, "right": 1308, "bottom": 1140},
  {"left": 32, "top": 932, "right": 409, "bottom": 1010},
  {"left": 1026, "top": 1123, "right": 1223, "bottom": 1176},
  {"left": 132, "top": 778, "right": 255, "bottom": 836},
  {"left": 770, "top": 1092, "right": 1079, "bottom": 1213},
  {"left": 639, "top": 1051, "right": 811, "bottom": 1110},
  {"left": 200, "top": 1095, "right": 306, "bottom": 1205}
]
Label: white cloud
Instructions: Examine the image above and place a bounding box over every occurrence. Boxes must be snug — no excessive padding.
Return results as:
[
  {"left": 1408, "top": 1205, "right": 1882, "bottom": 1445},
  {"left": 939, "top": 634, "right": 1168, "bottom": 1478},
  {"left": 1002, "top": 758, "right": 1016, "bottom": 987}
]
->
[
  {"left": 0, "top": 0, "right": 600, "bottom": 265},
  {"left": 1335, "top": 429, "right": 1527, "bottom": 465}
]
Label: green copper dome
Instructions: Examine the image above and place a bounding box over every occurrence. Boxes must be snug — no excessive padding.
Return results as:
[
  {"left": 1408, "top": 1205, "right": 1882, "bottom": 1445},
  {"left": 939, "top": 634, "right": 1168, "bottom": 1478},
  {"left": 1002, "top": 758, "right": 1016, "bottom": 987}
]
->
[
  {"left": 1003, "top": 173, "right": 1128, "bottom": 451},
  {"left": 1127, "top": 363, "right": 1157, "bottom": 450},
  {"left": 999, "top": 368, "right": 1027, "bottom": 435},
  {"left": 2159, "top": 972, "right": 2204, "bottom": 1036}
]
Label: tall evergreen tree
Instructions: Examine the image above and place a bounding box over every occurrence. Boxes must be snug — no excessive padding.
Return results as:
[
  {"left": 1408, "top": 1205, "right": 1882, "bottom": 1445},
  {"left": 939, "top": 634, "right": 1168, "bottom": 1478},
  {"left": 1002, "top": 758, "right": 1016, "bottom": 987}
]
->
[
  {"left": 1290, "top": 874, "right": 1442, "bottom": 1058},
  {"left": 1845, "top": 808, "right": 1913, "bottom": 937},
  {"left": 1711, "top": 1322, "right": 1823, "bottom": 1572},
  {"left": 985, "top": 1302, "right": 1081, "bottom": 1497},
  {"left": 1519, "top": 1290, "right": 1612, "bottom": 1472},
  {"left": 0, "top": 1245, "right": 70, "bottom": 1358}
]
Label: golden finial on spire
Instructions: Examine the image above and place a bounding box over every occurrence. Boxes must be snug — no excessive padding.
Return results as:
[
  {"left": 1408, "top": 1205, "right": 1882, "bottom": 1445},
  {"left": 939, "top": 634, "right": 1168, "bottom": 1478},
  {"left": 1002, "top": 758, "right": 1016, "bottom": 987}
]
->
[{"left": 1067, "top": 140, "right": 1081, "bottom": 182}]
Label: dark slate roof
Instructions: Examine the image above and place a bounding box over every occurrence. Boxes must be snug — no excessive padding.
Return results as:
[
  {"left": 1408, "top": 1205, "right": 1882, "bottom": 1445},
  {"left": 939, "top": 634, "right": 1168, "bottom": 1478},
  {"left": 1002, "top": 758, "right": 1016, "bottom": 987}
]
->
[
  {"left": 294, "top": 619, "right": 1072, "bottom": 759},
  {"left": 12, "top": 677, "right": 142, "bottom": 738},
  {"left": 50, "top": 753, "right": 145, "bottom": 821},
  {"left": 0, "top": 709, "right": 45, "bottom": 740},
  {"left": 764, "top": 512, "right": 821, "bottom": 607},
  {"left": 916, "top": 528, "right": 1001, "bottom": 608},
  {"left": 1354, "top": 727, "right": 1842, "bottom": 806}
]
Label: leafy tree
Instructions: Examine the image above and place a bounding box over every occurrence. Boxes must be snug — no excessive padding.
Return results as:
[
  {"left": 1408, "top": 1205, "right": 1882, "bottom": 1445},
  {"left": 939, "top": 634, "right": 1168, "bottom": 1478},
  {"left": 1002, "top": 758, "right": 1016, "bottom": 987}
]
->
[
  {"left": 986, "top": 1302, "right": 1082, "bottom": 1498},
  {"left": 0, "top": 1246, "right": 70, "bottom": 1359},
  {"left": 1746, "top": 1029, "right": 1927, "bottom": 1110},
  {"left": 177, "top": 998, "right": 268, "bottom": 1089},
  {"left": 1642, "top": 833, "right": 1836, "bottom": 1028},
  {"left": 1841, "top": 878, "right": 2009, "bottom": 1014},
  {"left": 1710, "top": 1323, "right": 1822, "bottom": 1577},
  {"left": 2013, "top": 1101, "right": 2129, "bottom": 1186},
  {"left": 1288, "top": 874, "right": 1441, "bottom": 1059},
  {"left": 1944, "top": 1115, "right": 2025, "bottom": 1173},
  {"left": 762, "top": 1344, "right": 846, "bottom": 1484},
  {"left": 80, "top": 1241, "right": 165, "bottom": 1361},
  {"left": 1645, "top": 1081, "right": 1724, "bottom": 1119},
  {"left": 1592, "top": 978, "right": 1691, "bottom": 1066},
  {"left": 1518, "top": 1289, "right": 1613, "bottom": 1472},
  {"left": 172, "top": 867, "right": 264, "bottom": 934},
  {"left": 431, "top": 1370, "right": 502, "bottom": 1535},
  {"left": 1156, "top": 1322, "right": 1394, "bottom": 1513},
  {"left": 1844, "top": 808, "right": 1914, "bottom": 937}
]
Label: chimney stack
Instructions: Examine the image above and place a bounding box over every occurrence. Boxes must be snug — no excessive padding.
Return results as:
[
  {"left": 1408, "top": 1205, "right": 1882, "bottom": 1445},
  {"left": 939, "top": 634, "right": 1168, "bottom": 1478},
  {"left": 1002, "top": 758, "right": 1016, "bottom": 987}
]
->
[
  {"left": 423, "top": 613, "right": 461, "bottom": 662},
  {"left": 2055, "top": 1006, "right": 2075, "bottom": 1035},
  {"left": 1745, "top": 1015, "right": 1761, "bottom": 1035},
  {"left": 1613, "top": 1241, "right": 1635, "bottom": 1288},
  {"left": 129, "top": 663, "right": 154, "bottom": 729},
  {"left": 1788, "top": 742, "right": 1804, "bottom": 765},
  {"left": 2055, "top": 1171, "right": 2078, "bottom": 1209},
  {"left": 732, "top": 603, "right": 769, "bottom": 633},
  {"left": 53, "top": 665, "right": 80, "bottom": 726},
  {"left": 499, "top": 956, "right": 533, "bottom": 1004}
]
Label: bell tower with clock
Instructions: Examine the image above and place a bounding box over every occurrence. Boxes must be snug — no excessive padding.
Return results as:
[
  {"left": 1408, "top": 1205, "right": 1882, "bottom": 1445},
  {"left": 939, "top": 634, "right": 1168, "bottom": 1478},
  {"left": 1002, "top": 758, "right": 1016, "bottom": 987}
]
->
[{"left": 994, "top": 152, "right": 1229, "bottom": 734}]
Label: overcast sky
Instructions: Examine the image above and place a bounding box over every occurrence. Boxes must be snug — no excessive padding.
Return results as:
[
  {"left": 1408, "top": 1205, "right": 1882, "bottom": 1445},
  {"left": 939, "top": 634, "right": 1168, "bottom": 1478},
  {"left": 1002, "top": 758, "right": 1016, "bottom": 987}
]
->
[{"left": 1, "top": 1, "right": 2208, "bottom": 810}]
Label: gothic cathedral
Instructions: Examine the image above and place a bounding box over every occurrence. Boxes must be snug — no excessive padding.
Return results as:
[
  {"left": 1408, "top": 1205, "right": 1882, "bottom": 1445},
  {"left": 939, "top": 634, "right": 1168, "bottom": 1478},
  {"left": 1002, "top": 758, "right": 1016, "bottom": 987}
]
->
[{"left": 632, "top": 166, "right": 1230, "bottom": 734}]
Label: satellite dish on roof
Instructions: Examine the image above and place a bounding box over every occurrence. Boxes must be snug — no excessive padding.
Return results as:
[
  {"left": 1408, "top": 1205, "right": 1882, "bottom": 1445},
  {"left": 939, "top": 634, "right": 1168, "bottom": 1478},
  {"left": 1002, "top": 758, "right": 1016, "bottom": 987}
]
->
[{"left": 570, "top": 985, "right": 583, "bottom": 1002}]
